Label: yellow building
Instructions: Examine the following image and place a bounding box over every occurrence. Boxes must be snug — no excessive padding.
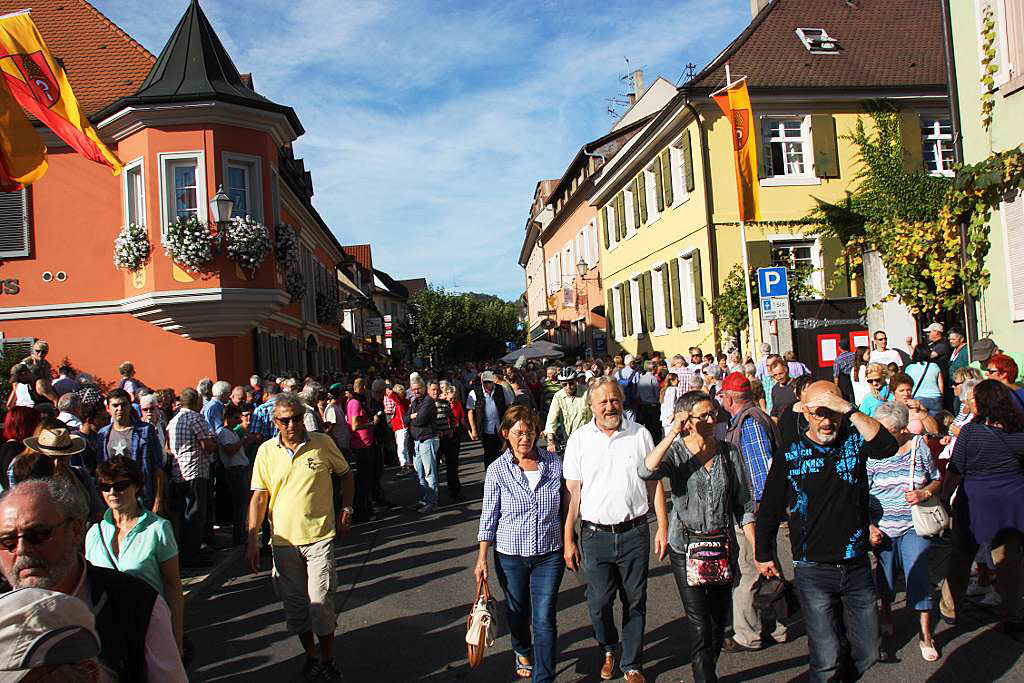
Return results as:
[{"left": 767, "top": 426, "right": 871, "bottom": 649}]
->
[{"left": 594, "top": 0, "right": 948, "bottom": 368}]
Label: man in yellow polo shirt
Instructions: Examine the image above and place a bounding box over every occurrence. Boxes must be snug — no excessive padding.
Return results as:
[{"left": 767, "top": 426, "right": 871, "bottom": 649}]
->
[{"left": 246, "top": 394, "right": 355, "bottom": 682}]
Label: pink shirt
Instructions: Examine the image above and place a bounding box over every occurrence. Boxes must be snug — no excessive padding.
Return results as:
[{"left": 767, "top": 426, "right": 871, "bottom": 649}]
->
[{"left": 347, "top": 397, "right": 374, "bottom": 449}]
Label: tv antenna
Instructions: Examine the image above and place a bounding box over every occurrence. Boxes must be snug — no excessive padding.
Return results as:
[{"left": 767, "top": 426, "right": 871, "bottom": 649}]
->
[{"left": 606, "top": 57, "right": 645, "bottom": 120}]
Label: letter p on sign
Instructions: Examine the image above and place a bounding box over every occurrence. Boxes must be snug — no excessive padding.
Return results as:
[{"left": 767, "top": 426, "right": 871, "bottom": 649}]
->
[{"left": 757, "top": 267, "right": 789, "bottom": 298}]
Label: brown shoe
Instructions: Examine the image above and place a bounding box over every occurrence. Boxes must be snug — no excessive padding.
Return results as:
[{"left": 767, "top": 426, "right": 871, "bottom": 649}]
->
[
  {"left": 624, "top": 671, "right": 646, "bottom": 683},
  {"left": 600, "top": 651, "right": 617, "bottom": 680}
]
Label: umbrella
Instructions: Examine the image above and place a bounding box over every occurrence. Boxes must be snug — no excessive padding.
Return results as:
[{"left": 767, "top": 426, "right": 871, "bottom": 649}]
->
[{"left": 501, "top": 341, "right": 564, "bottom": 363}]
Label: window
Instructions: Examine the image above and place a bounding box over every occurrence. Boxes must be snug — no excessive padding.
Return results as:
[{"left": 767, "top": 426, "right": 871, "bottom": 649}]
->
[
  {"left": 651, "top": 266, "right": 668, "bottom": 334},
  {"left": 605, "top": 203, "right": 619, "bottom": 249},
  {"left": 630, "top": 274, "right": 643, "bottom": 337},
  {"left": 123, "top": 159, "right": 145, "bottom": 227},
  {"left": 643, "top": 163, "right": 660, "bottom": 223},
  {"left": 588, "top": 220, "right": 599, "bottom": 266},
  {"left": 159, "top": 152, "right": 207, "bottom": 236},
  {"left": 623, "top": 188, "right": 636, "bottom": 237},
  {"left": 771, "top": 238, "right": 823, "bottom": 297},
  {"left": 1002, "top": 189, "right": 1024, "bottom": 321},
  {"left": 921, "top": 118, "right": 955, "bottom": 176},
  {"left": 795, "top": 28, "right": 841, "bottom": 53},
  {"left": 0, "top": 187, "right": 31, "bottom": 258},
  {"left": 270, "top": 168, "right": 281, "bottom": 226},
  {"left": 978, "top": 0, "right": 1024, "bottom": 89},
  {"left": 611, "top": 287, "right": 624, "bottom": 341},
  {"left": 222, "top": 153, "right": 263, "bottom": 221},
  {"left": 763, "top": 117, "right": 811, "bottom": 178},
  {"left": 679, "top": 253, "right": 699, "bottom": 331}
]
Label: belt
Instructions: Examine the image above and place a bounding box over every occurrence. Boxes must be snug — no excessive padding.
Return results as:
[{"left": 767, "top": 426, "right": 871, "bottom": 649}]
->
[{"left": 582, "top": 516, "right": 647, "bottom": 534}]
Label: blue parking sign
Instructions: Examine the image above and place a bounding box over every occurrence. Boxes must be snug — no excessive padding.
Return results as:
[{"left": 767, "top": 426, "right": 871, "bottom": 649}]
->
[{"left": 757, "top": 267, "right": 789, "bottom": 298}]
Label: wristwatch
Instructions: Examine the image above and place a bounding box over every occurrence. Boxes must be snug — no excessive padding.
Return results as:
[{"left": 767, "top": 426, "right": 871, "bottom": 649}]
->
[
  {"left": 341, "top": 506, "right": 354, "bottom": 515},
  {"left": 843, "top": 406, "right": 859, "bottom": 419}
]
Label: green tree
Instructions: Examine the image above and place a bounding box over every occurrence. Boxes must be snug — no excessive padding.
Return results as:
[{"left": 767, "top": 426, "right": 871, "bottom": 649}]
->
[{"left": 405, "top": 287, "right": 524, "bottom": 363}]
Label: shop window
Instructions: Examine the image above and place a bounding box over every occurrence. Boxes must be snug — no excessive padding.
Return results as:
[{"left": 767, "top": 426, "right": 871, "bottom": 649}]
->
[{"left": 0, "top": 187, "right": 31, "bottom": 258}]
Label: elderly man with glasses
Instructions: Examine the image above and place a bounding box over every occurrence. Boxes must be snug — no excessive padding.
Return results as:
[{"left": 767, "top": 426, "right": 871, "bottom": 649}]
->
[
  {"left": 543, "top": 367, "right": 591, "bottom": 454},
  {"left": 20, "top": 340, "right": 51, "bottom": 381},
  {"left": 247, "top": 394, "right": 355, "bottom": 682}
]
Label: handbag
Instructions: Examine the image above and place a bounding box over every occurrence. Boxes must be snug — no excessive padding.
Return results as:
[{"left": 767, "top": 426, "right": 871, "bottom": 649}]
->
[
  {"left": 465, "top": 577, "right": 497, "bottom": 668},
  {"left": 909, "top": 436, "right": 950, "bottom": 538},
  {"left": 684, "top": 529, "right": 732, "bottom": 587}
]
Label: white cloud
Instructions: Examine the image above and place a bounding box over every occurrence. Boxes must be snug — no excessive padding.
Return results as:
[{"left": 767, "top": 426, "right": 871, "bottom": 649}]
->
[{"left": 93, "top": 0, "right": 750, "bottom": 298}]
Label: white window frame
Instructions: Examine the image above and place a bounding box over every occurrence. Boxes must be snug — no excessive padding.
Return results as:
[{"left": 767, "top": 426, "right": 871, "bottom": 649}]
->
[
  {"left": 221, "top": 152, "right": 263, "bottom": 222},
  {"left": 630, "top": 272, "right": 643, "bottom": 338},
  {"left": 1001, "top": 189, "right": 1024, "bottom": 322},
  {"left": 795, "top": 27, "right": 840, "bottom": 53},
  {"left": 921, "top": 117, "right": 955, "bottom": 177},
  {"left": 668, "top": 142, "right": 690, "bottom": 207},
  {"left": 623, "top": 187, "right": 637, "bottom": 238},
  {"left": 158, "top": 151, "right": 207, "bottom": 240},
  {"left": 760, "top": 115, "right": 820, "bottom": 186},
  {"left": 643, "top": 163, "right": 660, "bottom": 224},
  {"left": 677, "top": 250, "right": 700, "bottom": 332},
  {"left": 651, "top": 264, "right": 669, "bottom": 336},
  {"left": 768, "top": 235, "right": 824, "bottom": 296},
  {"left": 122, "top": 156, "right": 146, "bottom": 228},
  {"left": 606, "top": 203, "right": 619, "bottom": 250}
]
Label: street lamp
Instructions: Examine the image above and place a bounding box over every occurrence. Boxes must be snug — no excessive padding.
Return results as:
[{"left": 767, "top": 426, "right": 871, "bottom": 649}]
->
[
  {"left": 576, "top": 257, "right": 588, "bottom": 279},
  {"left": 209, "top": 185, "right": 235, "bottom": 225}
]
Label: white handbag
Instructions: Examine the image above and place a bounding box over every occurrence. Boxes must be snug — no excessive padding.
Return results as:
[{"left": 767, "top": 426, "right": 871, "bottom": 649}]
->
[
  {"left": 465, "top": 578, "right": 497, "bottom": 668},
  {"left": 909, "top": 436, "right": 950, "bottom": 538}
]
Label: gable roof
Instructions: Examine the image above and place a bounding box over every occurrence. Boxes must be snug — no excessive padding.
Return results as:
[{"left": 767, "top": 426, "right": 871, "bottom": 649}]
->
[
  {"left": 373, "top": 268, "right": 408, "bottom": 298},
  {"left": 685, "top": 0, "right": 946, "bottom": 93},
  {"left": 397, "top": 278, "right": 428, "bottom": 296},
  {"left": 102, "top": 0, "right": 303, "bottom": 134},
  {"left": 342, "top": 244, "right": 373, "bottom": 272},
  {"left": 0, "top": 0, "right": 155, "bottom": 117}
]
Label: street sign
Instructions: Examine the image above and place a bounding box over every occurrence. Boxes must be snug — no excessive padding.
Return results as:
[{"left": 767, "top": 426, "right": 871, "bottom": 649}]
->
[
  {"left": 757, "top": 267, "right": 789, "bottom": 298},
  {"left": 761, "top": 295, "right": 790, "bottom": 320},
  {"left": 365, "top": 317, "right": 383, "bottom": 336}
]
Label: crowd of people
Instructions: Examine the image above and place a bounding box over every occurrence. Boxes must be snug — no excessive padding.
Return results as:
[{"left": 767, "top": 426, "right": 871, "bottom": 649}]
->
[{"left": 0, "top": 322, "right": 1021, "bottom": 682}]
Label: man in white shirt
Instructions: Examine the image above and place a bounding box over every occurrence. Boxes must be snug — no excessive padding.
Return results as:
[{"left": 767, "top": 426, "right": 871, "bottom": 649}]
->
[
  {"left": 466, "top": 371, "right": 509, "bottom": 469},
  {"left": 218, "top": 404, "right": 250, "bottom": 545},
  {"left": 563, "top": 377, "right": 668, "bottom": 683},
  {"left": 869, "top": 329, "right": 904, "bottom": 367}
]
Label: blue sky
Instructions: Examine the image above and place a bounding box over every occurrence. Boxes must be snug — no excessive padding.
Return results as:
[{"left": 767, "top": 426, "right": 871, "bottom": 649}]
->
[{"left": 93, "top": 0, "right": 752, "bottom": 300}]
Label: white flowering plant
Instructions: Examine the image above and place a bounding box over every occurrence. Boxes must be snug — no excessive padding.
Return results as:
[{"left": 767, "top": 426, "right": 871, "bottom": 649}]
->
[
  {"left": 316, "top": 289, "right": 340, "bottom": 325},
  {"left": 113, "top": 223, "right": 150, "bottom": 272},
  {"left": 164, "top": 215, "right": 217, "bottom": 271},
  {"left": 225, "top": 216, "right": 272, "bottom": 272},
  {"left": 275, "top": 223, "right": 306, "bottom": 301}
]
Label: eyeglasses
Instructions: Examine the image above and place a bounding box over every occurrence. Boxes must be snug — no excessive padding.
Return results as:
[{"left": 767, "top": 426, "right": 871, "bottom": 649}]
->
[
  {"left": 688, "top": 412, "right": 716, "bottom": 423},
  {"left": 0, "top": 519, "right": 72, "bottom": 553},
  {"left": 985, "top": 367, "right": 998, "bottom": 375},
  {"left": 874, "top": 336, "right": 887, "bottom": 341},
  {"left": 33, "top": 348, "right": 47, "bottom": 355},
  {"left": 97, "top": 480, "right": 134, "bottom": 493},
  {"left": 274, "top": 415, "right": 303, "bottom": 426}
]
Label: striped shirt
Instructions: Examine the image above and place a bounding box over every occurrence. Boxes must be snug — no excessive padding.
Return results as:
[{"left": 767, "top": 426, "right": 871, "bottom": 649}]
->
[
  {"left": 251, "top": 398, "right": 279, "bottom": 440},
  {"left": 740, "top": 418, "right": 774, "bottom": 502},
  {"left": 866, "top": 436, "right": 938, "bottom": 537},
  {"left": 478, "top": 448, "right": 563, "bottom": 557},
  {"left": 167, "top": 408, "right": 215, "bottom": 482}
]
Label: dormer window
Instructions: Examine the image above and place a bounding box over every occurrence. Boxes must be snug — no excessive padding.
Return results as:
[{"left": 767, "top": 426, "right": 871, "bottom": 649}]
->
[{"left": 795, "top": 28, "right": 841, "bottom": 54}]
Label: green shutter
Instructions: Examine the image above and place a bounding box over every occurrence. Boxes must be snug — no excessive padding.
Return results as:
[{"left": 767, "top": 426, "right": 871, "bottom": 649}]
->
[
  {"left": 616, "top": 192, "right": 627, "bottom": 239},
  {"left": 654, "top": 161, "right": 665, "bottom": 212},
  {"left": 811, "top": 114, "right": 840, "bottom": 178},
  {"left": 669, "top": 258, "right": 683, "bottom": 328},
  {"left": 682, "top": 129, "right": 695, "bottom": 192},
  {"left": 691, "top": 249, "right": 705, "bottom": 324},
  {"left": 899, "top": 112, "right": 924, "bottom": 172},
  {"left": 638, "top": 172, "right": 648, "bottom": 224},
  {"left": 661, "top": 149, "right": 673, "bottom": 207},
  {"left": 600, "top": 206, "right": 609, "bottom": 248},
  {"left": 661, "top": 266, "right": 673, "bottom": 329},
  {"left": 606, "top": 288, "right": 615, "bottom": 339},
  {"left": 622, "top": 282, "right": 633, "bottom": 337},
  {"left": 643, "top": 271, "right": 655, "bottom": 334},
  {"left": 636, "top": 276, "right": 647, "bottom": 334},
  {"left": 631, "top": 177, "right": 641, "bottom": 229}
]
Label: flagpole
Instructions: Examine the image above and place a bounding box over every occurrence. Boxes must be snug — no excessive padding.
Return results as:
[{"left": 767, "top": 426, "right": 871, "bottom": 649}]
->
[{"left": 724, "top": 64, "right": 759, "bottom": 363}]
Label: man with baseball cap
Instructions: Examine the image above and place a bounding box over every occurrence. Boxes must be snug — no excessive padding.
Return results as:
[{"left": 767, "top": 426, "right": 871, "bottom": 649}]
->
[
  {"left": 719, "top": 372, "right": 789, "bottom": 653},
  {"left": 467, "top": 370, "right": 509, "bottom": 469},
  {"left": 0, "top": 588, "right": 103, "bottom": 680}
]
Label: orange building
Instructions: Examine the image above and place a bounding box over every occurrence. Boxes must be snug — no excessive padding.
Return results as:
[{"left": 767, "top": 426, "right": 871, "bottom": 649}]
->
[{"left": 0, "top": 0, "right": 355, "bottom": 389}]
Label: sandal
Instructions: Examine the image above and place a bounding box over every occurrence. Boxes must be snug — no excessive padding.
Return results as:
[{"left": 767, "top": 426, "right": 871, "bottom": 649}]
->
[
  {"left": 514, "top": 654, "right": 533, "bottom": 679},
  {"left": 919, "top": 639, "right": 940, "bottom": 662}
]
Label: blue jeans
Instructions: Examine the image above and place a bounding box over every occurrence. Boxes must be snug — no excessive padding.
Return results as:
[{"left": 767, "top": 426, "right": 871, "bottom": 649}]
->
[
  {"left": 875, "top": 530, "right": 932, "bottom": 610},
  {"left": 413, "top": 437, "right": 439, "bottom": 506},
  {"left": 495, "top": 550, "right": 565, "bottom": 683},
  {"left": 794, "top": 559, "right": 878, "bottom": 682},
  {"left": 916, "top": 396, "right": 942, "bottom": 417},
  {"left": 580, "top": 523, "right": 650, "bottom": 673}
]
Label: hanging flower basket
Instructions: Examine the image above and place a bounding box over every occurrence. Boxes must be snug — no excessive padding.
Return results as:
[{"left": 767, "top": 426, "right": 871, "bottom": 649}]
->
[
  {"left": 225, "top": 216, "right": 272, "bottom": 272},
  {"left": 164, "top": 215, "right": 217, "bottom": 271},
  {"left": 316, "top": 289, "right": 340, "bottom": 325},
  {"left": 285, "top": 268, "right": 306, "bottom": 302},
  {"left": 113, "top": 223, "right": 150, "bottom": 272},
  {"left": 275, "top": 223, "right": 306, "bottom": 302}
]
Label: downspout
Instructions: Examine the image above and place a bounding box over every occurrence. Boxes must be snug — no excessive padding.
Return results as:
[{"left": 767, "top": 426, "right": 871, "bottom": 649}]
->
[
  {"left": 941, "top": 0, "right": 980, "bottom": 347},
  {"left": 683, "top": 95, "right": 721, "bottom": 349}
]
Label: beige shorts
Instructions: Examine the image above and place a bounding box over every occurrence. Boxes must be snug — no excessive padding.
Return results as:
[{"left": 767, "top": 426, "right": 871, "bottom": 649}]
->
[{"left": 271, "top": 537, "right": 337, "bottom": 635}]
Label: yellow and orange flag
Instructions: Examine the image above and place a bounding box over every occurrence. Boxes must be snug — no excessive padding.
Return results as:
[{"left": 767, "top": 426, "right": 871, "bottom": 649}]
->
[
  {"left": 0, "top": 9, "right": 122, "bottom": 190},
  {"left": 712, "top": 77, "right": 760, "bottom": 223}
]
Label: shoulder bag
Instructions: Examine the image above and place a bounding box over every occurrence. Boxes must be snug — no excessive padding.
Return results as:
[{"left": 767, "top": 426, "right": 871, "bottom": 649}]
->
[
  {"left": 465, "top": 577, "right": 497, "bottom": 668},
  {"left": 909, "top": 436, "right": 950, "bottom": 538},
  {"left": 684, "top": 528, "right": 732, "bottom": 587}
]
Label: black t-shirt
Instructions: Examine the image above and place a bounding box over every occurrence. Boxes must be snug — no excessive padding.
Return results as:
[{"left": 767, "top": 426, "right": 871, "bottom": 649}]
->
[
  {"left": 755, "top": 421, "right": 898, "bottom": 564},
  {"left": 770, "top": 382, "right": 797, "bottom": 419}
]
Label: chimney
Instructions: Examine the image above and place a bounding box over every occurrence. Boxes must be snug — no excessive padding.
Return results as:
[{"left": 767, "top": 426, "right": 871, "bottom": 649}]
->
[
  {"left": 750, "top": 0, "right": 772, "bottom": 17},
  {"left": 632, "top": 69, "right": 645, "bottom": 100}
]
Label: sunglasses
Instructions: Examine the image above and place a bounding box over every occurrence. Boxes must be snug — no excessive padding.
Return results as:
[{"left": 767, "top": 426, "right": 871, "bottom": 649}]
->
[
  {"left": 687, "top": 412, "right": 716, "bottom": 423},
  {"left": 0, "top": 519, "right": 72, "bottom": 552},
  {"left": 867, "top": 378, "right": 884, "bottom": 385},
  {"left": 274, "top": 415, "right": 304, "bottom": 426},
  {"left": 985, "top": 367, "right": 998, "bottom": 375},
  {"left": 97, "top": 480, "right": 134, "bottom": 493}
]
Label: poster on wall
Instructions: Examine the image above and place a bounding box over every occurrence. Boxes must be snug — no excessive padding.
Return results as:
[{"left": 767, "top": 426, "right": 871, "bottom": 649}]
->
[{"left": 817, "top": 333, "right": 840, "bottom": 368}]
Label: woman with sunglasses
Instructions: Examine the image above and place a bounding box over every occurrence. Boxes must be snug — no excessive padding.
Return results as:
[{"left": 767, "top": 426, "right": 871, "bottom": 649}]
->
[
  {"left": 855, "top": 363, "right": 891, "bottom": 417},
  {"left": 984, "top": 353, "right": 1024, "bottom": 412},
  {"left": 85, "top": 455, "right": 184, "bottom": 657},
  {"left": 639, "top": 390, "right": 755, "bottom": 683}
]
